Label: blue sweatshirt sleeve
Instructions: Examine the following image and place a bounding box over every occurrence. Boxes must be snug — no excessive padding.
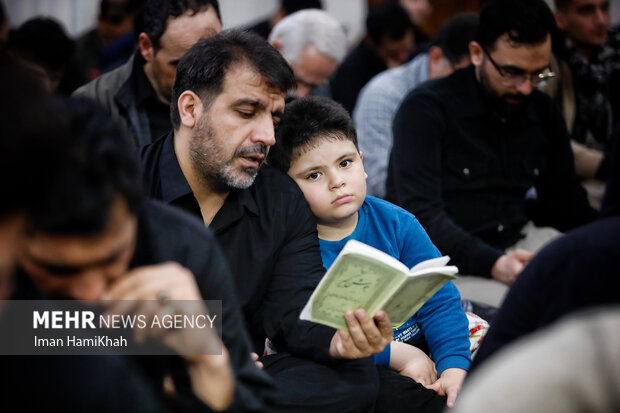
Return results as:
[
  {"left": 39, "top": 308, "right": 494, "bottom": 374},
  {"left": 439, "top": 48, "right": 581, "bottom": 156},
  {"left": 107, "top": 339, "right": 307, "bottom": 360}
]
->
[{"left": 399, "top": 212, "right": 471, "bottom": 376}]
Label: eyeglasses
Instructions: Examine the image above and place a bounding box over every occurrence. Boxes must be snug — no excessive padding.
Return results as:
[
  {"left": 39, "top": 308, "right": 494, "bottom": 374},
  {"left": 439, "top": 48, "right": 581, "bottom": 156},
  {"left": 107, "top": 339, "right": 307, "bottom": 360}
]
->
[{"left": 481, "top": 45, "right": 556, "bottom": 87}]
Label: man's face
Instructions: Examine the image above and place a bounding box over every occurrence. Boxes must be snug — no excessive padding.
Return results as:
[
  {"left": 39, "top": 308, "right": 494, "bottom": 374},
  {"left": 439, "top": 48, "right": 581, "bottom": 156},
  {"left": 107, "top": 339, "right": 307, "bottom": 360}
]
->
[
  {"left": 190, "top": 64, "right": 285, "bottom": 192},
  {"left": 289, "top": 45, "right": 339, "bottom": 98},
  {"left": 376, "top": 31, "right": 415, "bottom": 68},
  {"left": 17, "top": 198, "right": 137, "bottom": 300},
  {"left": 142, "top": 7, "right": 222, "bottom": 104},
  {"left": 471, "top": 34, "right": 552, "bottom": 115},
  {"left": 0, "top": 214, "right": 25, "bottom": 300},
  {"left": 399, "top": 0, "right": 432, "bottom": 25},
  {"left": 556, "top": 0, "right": 610, "bottom": 49},
  {"left": 288, "top": 139, "right": 367, "bottom": 228}
]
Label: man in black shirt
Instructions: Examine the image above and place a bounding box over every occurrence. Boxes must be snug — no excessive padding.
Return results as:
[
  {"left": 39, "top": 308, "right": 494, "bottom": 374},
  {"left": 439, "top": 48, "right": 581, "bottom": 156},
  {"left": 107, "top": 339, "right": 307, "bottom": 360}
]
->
[
  {"left": 140, "top": 29, "right": 393, "bottom": 412},
  {"left": 388, "top": 0, "right": 597, "bottom": 285},
  {"left": 9, "top": 99, "right": 272, "bottom": 412},
  {"left": 74, "top": 0, "right": 222, "bottom": 146}
]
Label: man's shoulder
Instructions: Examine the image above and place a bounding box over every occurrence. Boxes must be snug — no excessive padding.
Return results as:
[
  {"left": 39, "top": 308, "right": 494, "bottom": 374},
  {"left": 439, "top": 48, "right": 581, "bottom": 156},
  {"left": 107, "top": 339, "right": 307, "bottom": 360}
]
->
[
  {"left": 255, "top": 164, "right": 306, "bottom": 197},
  {"left": 72, "top": 56, "right": 134, "bottom": 103},
  {"left": 140, "top": 198, "right": 215, "bottom": 244}
]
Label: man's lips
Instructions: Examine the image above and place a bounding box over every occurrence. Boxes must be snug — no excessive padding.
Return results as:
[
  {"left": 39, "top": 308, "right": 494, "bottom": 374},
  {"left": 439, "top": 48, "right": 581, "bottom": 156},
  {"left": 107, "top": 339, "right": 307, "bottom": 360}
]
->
[
  {"left": 332, "top": 195, "right": 354, "bottom": 205},
  {"left": 238, "top": 154, "right": 265, "bottom": 169}
]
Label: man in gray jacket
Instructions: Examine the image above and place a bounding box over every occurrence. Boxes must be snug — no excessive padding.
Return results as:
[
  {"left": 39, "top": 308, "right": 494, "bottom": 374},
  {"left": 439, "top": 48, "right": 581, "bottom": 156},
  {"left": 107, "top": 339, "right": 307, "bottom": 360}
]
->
[{"left": 74, "top": 0, "right": 222, "bottom": 147}]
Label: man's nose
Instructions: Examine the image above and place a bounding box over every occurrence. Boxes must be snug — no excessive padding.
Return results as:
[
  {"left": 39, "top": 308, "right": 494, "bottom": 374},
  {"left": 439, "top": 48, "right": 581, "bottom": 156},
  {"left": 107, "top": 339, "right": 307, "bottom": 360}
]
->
[
  {"left": 69, "top": 271, "right": 108, "bottom": 301},
  {"left": 516, "top": 79, "right": 534, "bottom": 96},
  {"left": 251, "top": 114, "right": 276, "bottom": 147}
]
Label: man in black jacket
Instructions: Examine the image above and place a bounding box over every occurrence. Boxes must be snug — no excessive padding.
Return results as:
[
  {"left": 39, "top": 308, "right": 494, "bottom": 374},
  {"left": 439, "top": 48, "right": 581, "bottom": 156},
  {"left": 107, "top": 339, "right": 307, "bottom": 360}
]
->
[{"left": 388, "top": 0, "right": 597, "bottom": 286}]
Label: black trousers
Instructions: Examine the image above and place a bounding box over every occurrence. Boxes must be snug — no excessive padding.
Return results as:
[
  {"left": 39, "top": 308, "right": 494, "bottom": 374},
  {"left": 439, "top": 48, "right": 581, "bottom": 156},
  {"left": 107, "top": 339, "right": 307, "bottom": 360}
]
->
[
  {"left": 374, "top": 366, "right": 446, "bottom": 413},
  {"left": 262, "top": 353, "right": 379, "bottom": 413}
]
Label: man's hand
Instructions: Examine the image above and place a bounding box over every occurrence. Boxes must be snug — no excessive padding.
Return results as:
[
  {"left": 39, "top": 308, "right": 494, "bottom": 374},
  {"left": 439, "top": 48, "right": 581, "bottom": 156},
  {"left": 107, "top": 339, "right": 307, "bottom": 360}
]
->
[
  {"left": 104, "top": 262, "right": 234, "bottom": 411},
  {"left": 328, "top": 309, "right": 393, "bottom": 359},
  {"left": 491, "top": 249, "right": 534, "bottom": 285},
  {"left": 424, "top": 368, "right": 467, "bottom": 408},
  {"left": 390, "top": 341, "right": 437, "bottom": 385}
]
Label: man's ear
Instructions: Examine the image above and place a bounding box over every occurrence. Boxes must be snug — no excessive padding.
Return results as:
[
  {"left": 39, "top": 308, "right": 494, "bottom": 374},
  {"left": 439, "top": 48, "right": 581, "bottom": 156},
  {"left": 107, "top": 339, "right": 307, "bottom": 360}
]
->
[
  {"left": 177, "top": 91, "right": 202, "bottom": 129},
  {"left": 271, "top": 40, "right": 283, "bottom": 53},
  {"left": 138, "top": 32, "right": 155, "bottom": 63},
  {"left": 554, "top": 11, "right": 567, "bottom": 31},
  {"left": 469, "top": 41, "right": 483, "bottom": 67}
]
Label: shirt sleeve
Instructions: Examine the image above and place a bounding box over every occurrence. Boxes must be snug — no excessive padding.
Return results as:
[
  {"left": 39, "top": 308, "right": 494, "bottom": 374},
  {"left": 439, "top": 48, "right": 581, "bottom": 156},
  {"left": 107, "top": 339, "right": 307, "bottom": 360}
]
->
[
  {"left": 398, "top": 211, "right": 471, "bottom": 376},
  {"left": 354, "top": 81, "right": 399, "bottom": 199},
  {"left": 527, "top": 96, "right": 597, "bottom": 229},
  {"left": 390, "top": 89, "right": 503, "bottom": 276},
  {"left": 261, "top": 191, "right": 337, "bottom": 362}
]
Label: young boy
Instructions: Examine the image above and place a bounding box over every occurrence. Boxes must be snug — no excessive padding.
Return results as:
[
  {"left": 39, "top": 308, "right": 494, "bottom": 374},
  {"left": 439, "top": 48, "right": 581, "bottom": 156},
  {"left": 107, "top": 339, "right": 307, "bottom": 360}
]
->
[{"left": 269, "top": 96, "right": 471, "bottom": 408}]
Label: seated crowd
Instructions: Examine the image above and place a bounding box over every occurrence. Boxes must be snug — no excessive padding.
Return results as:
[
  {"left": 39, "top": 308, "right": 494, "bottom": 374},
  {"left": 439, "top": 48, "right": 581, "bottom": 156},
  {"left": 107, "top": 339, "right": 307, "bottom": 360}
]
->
[{"left": 0, "top": 0, "right": 618, "bottom": 412}]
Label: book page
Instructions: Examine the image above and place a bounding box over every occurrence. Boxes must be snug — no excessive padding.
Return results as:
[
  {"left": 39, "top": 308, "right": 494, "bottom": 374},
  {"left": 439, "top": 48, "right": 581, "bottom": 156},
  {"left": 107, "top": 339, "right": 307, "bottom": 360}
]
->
[
  {"left": 304, "top": 254, "right": 405, "bottom": 331},
  {"left": 383, "top": 272, "right": 456, "bottom": 324}
]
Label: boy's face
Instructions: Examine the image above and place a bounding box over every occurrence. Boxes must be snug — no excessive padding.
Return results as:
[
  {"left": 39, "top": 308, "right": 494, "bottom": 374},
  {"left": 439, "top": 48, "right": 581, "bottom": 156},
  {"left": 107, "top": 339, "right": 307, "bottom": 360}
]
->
[{"left": 288, "top": 138, "right": 367, "bottom": 227}]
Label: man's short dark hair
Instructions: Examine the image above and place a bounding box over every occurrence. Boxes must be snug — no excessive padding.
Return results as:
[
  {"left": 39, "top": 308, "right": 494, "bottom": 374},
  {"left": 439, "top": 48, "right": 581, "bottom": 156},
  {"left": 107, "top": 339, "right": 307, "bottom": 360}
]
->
[
  {"left": 28, "top": 99, "right": 143, "bottom": 236},
  {"left": 432, "top": 13, "right": 479, "bottom": 64},
  {"left": 268, "top": 96, "right": 358, "bottom": 173},
  {"left": 171, "top": 28, "right": 295, "bottom": 129},
  {"left": 0, "top": 50, "right": 64, "bottom": 218},
  {"left": 281, "top": 0, "right": 322, "bottom": 15},
  {"left": 475, "top": 0, "right": 556, "bottom": 50},
  {"left": 143, "top": 0, "right": 221, "bottom": 51},
  {"left": 554, "top": 0, "right": 572, "bottom": 12},
  {"left": 8, "top": 17, "right": 75, "bottom": 73},
  {"left": 366, "top": 2, "right": 413, "bottom": 45}
]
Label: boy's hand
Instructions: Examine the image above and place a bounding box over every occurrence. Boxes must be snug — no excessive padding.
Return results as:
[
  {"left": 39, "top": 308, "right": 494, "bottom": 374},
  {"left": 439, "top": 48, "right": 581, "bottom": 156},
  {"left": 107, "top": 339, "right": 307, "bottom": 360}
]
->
[
  {"left": 390, "top": 341, "right": 437, "bottom": 385},
  {"left": 329, "top": 309, "right": 393, "bottom": 359},
  {"left": 424, "top": 368, "right": 467, "bottom": 408}
]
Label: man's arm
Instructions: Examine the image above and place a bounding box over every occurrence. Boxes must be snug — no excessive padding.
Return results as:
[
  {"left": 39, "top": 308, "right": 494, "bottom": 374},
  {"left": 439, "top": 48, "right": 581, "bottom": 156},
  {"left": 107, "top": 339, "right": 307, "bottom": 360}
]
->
[
  {"left": 390, "top": 89, "right": 504, "bottom": 277},
  {"left": 529, "top": 97, "right": 597, "bottom": 229},
  {"left": 354, "top": 80, "right": 400, "bottom": 198}
]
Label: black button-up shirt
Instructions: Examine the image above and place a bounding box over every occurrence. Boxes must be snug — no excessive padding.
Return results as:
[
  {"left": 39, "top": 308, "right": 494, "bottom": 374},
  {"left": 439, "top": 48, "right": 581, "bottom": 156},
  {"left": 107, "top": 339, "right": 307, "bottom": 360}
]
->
[
  {"left": 11, "top": 199, "right": 273, "bottom": 412},
  {"left": 139, "top": 132, "right": 335, "bottom": 360},
  {"left": 388, "top": 65, "right": 597, "bottom": 276}
]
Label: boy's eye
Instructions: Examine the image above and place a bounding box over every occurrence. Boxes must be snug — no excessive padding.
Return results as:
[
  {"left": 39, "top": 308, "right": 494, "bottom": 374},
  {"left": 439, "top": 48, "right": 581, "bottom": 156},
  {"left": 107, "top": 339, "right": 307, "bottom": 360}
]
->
[
  {"left": 339, "top": 159, "right": 352, "bottom": 168},
  {"left": 307, "top": 172, "right": 322, "bottom": 181}
]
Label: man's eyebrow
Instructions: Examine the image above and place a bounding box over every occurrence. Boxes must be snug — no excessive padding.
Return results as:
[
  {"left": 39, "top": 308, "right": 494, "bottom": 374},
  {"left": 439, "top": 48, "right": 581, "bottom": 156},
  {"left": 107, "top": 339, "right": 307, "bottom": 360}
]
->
[
  {"left": 502, "top": 64, "right": 550, "bottom": 74},
  {"left": 232, "top": 99, "right": 265, "bottom": 109}
]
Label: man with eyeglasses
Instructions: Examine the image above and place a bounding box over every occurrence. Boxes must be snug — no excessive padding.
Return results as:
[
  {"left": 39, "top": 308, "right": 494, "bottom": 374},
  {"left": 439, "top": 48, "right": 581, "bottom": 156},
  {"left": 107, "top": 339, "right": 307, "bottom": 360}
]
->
[{"left": 387, "top": 0, "right": 597, "bottom": 291}]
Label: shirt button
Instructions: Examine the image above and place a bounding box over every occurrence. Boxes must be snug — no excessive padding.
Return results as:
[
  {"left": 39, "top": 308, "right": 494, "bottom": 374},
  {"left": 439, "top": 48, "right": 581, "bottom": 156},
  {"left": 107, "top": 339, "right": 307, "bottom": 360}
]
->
[
  {"left": 497, "top": 224, "right": 504, "bottom": 232},
  {"left": 463, "top": 168, "right": 470, "bottom": 176}
]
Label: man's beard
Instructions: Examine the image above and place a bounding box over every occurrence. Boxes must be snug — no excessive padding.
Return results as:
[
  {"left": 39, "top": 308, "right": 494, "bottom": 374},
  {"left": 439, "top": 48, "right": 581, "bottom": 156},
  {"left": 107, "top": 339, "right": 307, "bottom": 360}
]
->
[
  {"left": 190, "top": 116, "right": 267, "bottom": 192},
  {"left": 479, "top": 66, "right": 531, "bottom": 121}
]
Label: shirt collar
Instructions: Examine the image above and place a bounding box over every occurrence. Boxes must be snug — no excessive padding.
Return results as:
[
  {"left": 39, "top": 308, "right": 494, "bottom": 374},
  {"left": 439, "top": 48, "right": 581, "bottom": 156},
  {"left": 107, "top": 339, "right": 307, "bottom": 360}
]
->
[
  {"left": 132, "top": 52, "right": 161, "bottom": 106},
  {"left": 158, "top": 132, "right": 260, "bottom": 220}
]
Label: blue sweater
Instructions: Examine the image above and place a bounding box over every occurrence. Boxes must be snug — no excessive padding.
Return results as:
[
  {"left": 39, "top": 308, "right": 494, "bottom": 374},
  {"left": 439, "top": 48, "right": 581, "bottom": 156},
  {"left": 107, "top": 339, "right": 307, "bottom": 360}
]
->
[{"left": 319, "top": 196, "right": 471, "bottom": 374}]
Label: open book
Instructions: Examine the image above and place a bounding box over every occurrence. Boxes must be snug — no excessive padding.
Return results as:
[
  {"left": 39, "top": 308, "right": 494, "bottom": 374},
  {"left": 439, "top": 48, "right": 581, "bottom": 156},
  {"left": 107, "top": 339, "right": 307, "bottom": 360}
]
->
[{"left": 300, "top": 240, "right": 458, "bottom": 331}]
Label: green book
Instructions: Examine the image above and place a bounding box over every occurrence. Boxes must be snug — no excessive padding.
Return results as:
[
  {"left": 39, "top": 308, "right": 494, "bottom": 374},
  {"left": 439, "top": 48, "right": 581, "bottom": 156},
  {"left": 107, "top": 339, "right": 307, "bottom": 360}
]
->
[{"left": 300, "top": 239, "right": 458, "bottom": 331}]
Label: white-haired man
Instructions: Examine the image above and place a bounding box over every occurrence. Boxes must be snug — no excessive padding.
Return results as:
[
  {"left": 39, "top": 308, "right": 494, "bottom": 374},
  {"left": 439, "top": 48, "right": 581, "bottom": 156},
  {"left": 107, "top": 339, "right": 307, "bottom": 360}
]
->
[{"left": 269, "top": 9, "right": 347, "bottom": 97}]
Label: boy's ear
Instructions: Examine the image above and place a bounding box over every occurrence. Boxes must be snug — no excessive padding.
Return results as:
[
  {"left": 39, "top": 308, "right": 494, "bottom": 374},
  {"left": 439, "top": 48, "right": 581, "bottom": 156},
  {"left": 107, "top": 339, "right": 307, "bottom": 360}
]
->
[{"left": 359, "top": 151, "right": 368, "bottom": 180}]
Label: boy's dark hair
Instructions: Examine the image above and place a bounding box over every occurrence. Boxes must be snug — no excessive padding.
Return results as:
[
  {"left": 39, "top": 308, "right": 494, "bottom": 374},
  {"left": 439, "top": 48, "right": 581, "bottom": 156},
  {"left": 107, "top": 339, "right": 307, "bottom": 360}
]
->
[
  {"left": 281, "top": 0, "right": 322, "bottom": 15},
  {"left": 171, "top": 29, "right": 295, "bottom": 129},
  {"left": 28, "top": 99, "right": 143, "bottom": 236},
  {"left": 0, "top": 51, "right": 65, "bottom": 218},
  {"left": 268, "top": 96, "right": 357, "bottom": 173},
  {"left": 431, "top": 13, "right": 479, "bottom": 64},
  {"left": 8, "top": 17, "right": 75, "bottom": 73},
  {"left": 366, "top": 2, "right": 413, "bottom": 45},
  {"left": 475, "top": 0, "right": 556, "bottom": 51},
  {"left": 143, "top": 0, "right": 221, "bottom": 51}
]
